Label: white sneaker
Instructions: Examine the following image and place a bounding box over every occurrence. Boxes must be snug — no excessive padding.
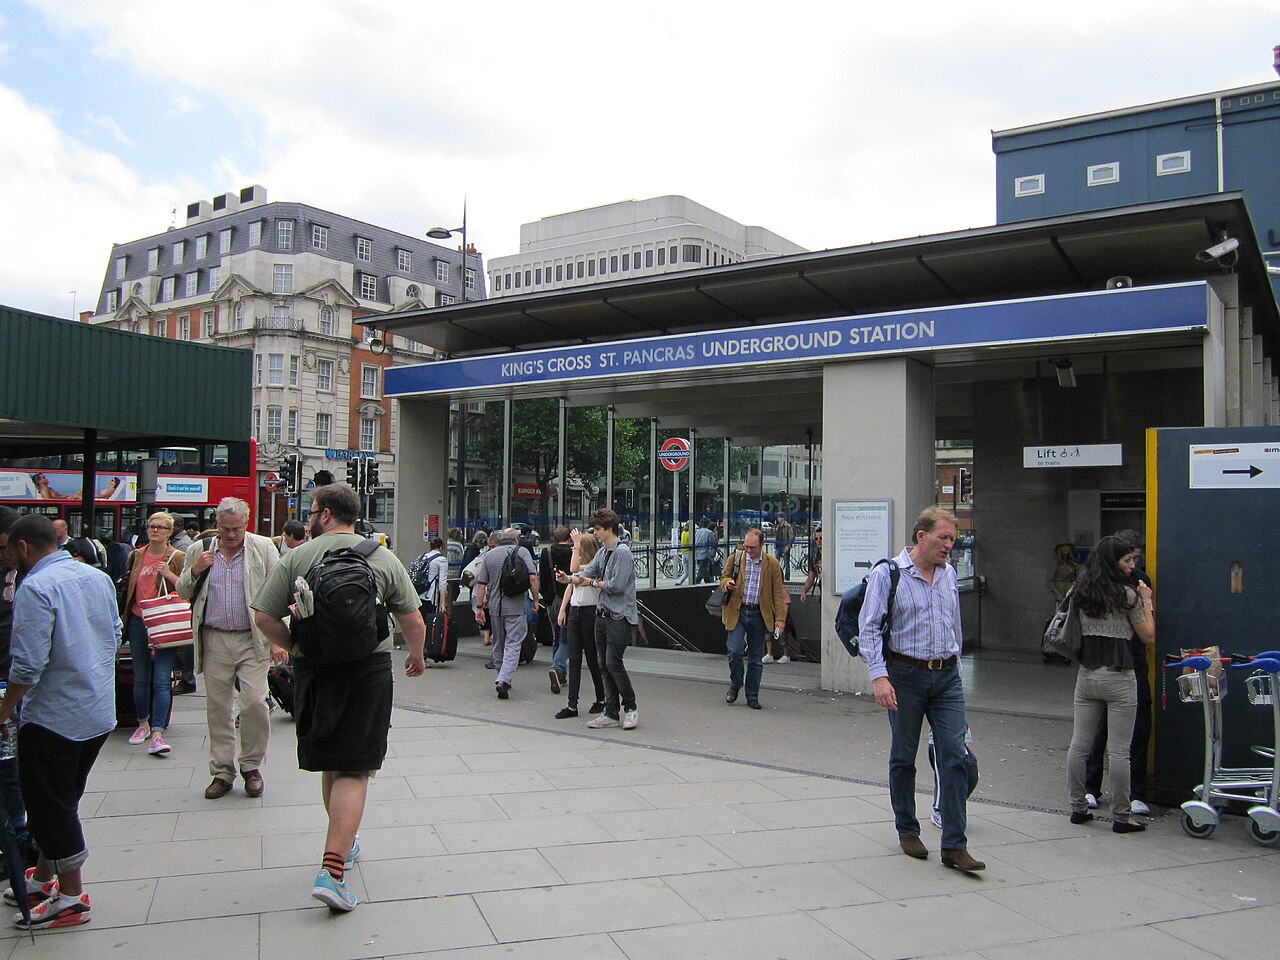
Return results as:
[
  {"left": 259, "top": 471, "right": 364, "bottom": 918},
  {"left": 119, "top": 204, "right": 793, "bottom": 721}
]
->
[
  {"left": 585, "top": 714, "right": 618, "bottom": 729},
  {"left": 761, "top": 654, "right": 775, "bottom": 664},
  {"left": 1130, "top": 799, "right": 1151, "bottom": 816},
  {"left": 1085, "top": 793, "right": 1099, "bottom": 809},
  {"left": 777, "top": 656, "right": 791, "bottom": 664},
  {"left": 622, "top": 709, "right": 638, "bottom": 730},
  {"left": 930, "top": 810, "right": 943, "bottom": 829}
]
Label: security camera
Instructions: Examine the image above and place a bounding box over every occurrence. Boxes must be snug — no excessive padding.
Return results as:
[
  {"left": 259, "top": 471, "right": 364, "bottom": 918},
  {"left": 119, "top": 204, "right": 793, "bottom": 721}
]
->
[{"left": 1196, "top": 238, "right": 1239, "bottom": 263}]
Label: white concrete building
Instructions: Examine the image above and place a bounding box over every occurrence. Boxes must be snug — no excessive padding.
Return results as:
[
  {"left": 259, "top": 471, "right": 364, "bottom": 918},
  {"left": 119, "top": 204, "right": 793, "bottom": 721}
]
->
[{"left": 486, "top": 196, "right": 805, "bottom": 297}]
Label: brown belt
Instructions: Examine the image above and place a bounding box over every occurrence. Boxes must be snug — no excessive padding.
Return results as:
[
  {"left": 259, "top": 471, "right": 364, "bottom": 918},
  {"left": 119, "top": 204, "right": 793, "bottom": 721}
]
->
[
  {"left": 740, "top": 603, "right": 760, "bottom": 610},
  {"left": 890, "top": 651, "right": 957, "bottom": 670}
]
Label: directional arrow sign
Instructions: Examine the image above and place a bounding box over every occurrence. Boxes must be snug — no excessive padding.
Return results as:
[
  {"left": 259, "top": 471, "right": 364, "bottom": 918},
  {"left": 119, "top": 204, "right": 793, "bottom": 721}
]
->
[{"left": 1189, "top": 443, "right": 1280, "bottom": 489}]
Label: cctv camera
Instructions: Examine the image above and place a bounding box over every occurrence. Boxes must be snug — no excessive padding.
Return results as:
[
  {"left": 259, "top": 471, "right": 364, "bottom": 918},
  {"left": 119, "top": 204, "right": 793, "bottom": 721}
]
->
[{"left": 1196, "top": 238, "right": 1239, "bottom": 262}]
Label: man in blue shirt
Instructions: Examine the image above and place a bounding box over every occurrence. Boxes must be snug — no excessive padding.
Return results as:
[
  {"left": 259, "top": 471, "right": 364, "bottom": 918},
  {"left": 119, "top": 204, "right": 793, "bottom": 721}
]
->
[
  {"left": 0, "top": 514, "right": 120, "bottom": 930},
  {"left": 858, "top": 507, "right": 985, "bottom": 874}
]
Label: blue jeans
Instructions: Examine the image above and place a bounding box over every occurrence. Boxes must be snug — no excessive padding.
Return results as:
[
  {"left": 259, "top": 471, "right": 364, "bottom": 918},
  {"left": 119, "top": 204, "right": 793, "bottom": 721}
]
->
[
  {"left": 886, "top": 659, "right": 970, "bottom": 851},
  {"left": 550, "top": 594, "right": 569, "bottom": 678},
  {"left": 127, "top": 614, "right": 177, "bottom": 731},
  {"left": 726, "top": 608, "right": 767, "bottom": 699}
]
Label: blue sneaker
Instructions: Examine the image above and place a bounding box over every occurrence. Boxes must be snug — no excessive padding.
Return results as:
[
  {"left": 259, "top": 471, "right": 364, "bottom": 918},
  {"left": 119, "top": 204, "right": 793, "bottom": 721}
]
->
[
  {"left": 311, "top": 870, "right": 357, "bottom": 912},
  {"left": 344, "top": 837, "right": 360, "bottom": 872}
]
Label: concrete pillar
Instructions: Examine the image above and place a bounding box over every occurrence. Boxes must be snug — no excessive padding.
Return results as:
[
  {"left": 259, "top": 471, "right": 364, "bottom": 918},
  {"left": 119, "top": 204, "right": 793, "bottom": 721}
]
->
[
  {"left": 1251, "top": 334, "right": 1265, "bottom": 428},
  {"left": 1239, "top": 309, "right": 1255, "bottom": 426},
  {"left": 392, "top": 398, "right": 450, "bottom": 565},
  {"left": 820, "top": 357, "right": 934, "bottom": 694},
  {"left": 1204, "top": 286, "right": 1227, "bottom": 427}
]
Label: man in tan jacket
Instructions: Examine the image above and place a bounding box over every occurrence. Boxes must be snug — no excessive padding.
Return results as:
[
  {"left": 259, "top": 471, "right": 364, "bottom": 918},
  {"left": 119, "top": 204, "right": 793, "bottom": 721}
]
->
[
  {"left": 720, "top": 527, "right": 787, "bottom": 710},
  {"left": 175, "top": 497, "right": 283, "bottom": 799}
]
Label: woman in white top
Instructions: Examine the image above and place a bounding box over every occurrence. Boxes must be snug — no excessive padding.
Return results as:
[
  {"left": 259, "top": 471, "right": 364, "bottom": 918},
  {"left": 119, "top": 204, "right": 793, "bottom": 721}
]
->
[{"left": 554, "top": 532, "right": 605, "bottom": 719}]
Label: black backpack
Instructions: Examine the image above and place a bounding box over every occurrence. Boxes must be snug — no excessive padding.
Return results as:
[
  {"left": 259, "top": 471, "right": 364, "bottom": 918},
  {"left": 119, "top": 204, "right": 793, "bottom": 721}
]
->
[
  {"left": 834, "top": 559, "right": 899, "bottom": 659},
  {"left": 291, "top": 539, "right": 389, "bottom": 663},
  {"left": 499, "top": 545, "right": 532, "bottom": 597}
]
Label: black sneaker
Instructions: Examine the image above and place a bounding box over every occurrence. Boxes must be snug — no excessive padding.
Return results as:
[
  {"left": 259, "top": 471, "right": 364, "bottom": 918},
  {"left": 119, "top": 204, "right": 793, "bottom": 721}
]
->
[
  {"left": 549, "top": 669, "right": 561, "bottom": 694},
  {"left": 555, "top": 706, "right": 578, "bottom": 719},
  {"left": 588, "top": 701, "right": 605, "bottom": 714}
]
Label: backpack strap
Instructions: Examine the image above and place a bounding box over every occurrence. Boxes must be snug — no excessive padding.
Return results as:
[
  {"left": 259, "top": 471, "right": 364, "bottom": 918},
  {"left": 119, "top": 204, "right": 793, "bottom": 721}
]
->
[
  {"left": 352, "top": 538, "right": 381, "bottom": 559},
  {"left": 878, "top": 559, "right": 900, "bottom": 650}
]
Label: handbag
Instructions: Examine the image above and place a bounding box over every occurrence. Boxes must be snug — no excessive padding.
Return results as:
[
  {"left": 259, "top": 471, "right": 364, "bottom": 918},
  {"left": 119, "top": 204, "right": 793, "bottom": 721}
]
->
[
  {"left": 705, "top": 550, "right": 743, "bottom": 617},
  {"left": 1042, "top": 586, "right": 1082, "bottom": 663},
  {"left": 137, "top": 577, "right": 195, "bottom": 649},
  {"left": 460, "top": 554, "right": 483, "bottom": 588}
]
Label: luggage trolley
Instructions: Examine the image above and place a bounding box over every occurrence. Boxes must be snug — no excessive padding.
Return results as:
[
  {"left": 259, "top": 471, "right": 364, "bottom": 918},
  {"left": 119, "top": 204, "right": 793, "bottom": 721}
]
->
[
  {"left": 1163, "top": 651, "right": 1280, "bottom": 846},
  {"left": 1233, "top": 654, "right": 1280, "bottom": 846}
]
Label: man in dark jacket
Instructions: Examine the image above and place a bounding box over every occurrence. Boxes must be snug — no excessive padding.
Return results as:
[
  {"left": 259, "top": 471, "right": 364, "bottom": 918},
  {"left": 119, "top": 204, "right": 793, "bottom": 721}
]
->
[{"left": 539, "top": 526, "right": 574, "bottom": 691}]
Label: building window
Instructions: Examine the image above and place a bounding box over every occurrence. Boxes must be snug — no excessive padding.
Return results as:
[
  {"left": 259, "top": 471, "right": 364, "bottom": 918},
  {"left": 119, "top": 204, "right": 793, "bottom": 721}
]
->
[
  {"left": 106, "top": 290, "right": 118, "bottom": 312},
  {"left": 312, "top": 224, "right": 328, "bottom": 250},
  {"left": 253, "top": 407, "right": 260, "bottom": 439},
  {"left": 1156, "top": 151, "right": 1191, "bottom": 176},
  {"left": 289, "top": 354, "right": 299, "bottom": 386},
  {"left": 316, "top": 358, "right": 334, "bottom": 391},
  {"left": 319, "top": 305, "right": 334, "bottom": 335},
  {"left": 255, "top": 353, "right": 263, "bottom": 385},
  {"left": 208, "top": 265, "right": 222, "bottom": 291},
  {"left": 235, "top": 301, "right": 245, "bottom": 330},
  {"left": 266, "top": 408, "right": 282, "bottom": 443},
  {"left": 436, "top": 261, "right": 450, "bottom": 284},
  {"left": 178, "top": 314, "right": 190, "bottom": 340},
  {"left": 277, "top": 220, "right": 293, "bottom": 250},
  {"left": 202, "top": 309, "right": 215, "bottom": 337},
  {"left": 682, "top": 244, "right": 702, "bottom": 263},
  {"left": 657, "top": 247, "right": 666, "bottom": 266},
  {"left": 645, "top": 249, "right": 654, "bottom": 268},
  {"left": 195, "top": 235, "right": 208, "bottom": 259},
  {"left": 517, "top": 269, "right": 525, "bottom": 286},
  {"left": 535, "top": 268, "right": 542, "bottom": 284},
  {"left": 115, "top": 256, "right": 127, "bottom": 279},
  {"left": 148, "top": 248, "right": 160, "bottom": 271},
  {"left": 1086, "top": 162, "right": 1119, "bottom": 186},
  {"left": 359, "top": 273, "right": 378, "bottom": 300},
  {"left": 552, "top": 264, "right": 560, "bottom": 282},
  {"left": 315, "top": 412, "right": 332, "bottom": 447},
  {"left": 249, "top": 221, "right": 262, "bottom": 247},
  {"left": 219, "top": 229, "right": 232, "bottom": 254},
  {"left": 465, "top": 267, "right": 476, "bottom": 291},
  {"left": 185, "top": 272, "right": 198, "bottom": 298},
  {"left": 576, "top": 262, "right": 584, "bottom": 279},
  {"left": 268, "top": 353, "right": 284, "bottom": 386},
  {"left": 361, "top": 364, "right": 380, "bottom": 399},
  {"left": 397, "top": 249, "right": 412, "bottom": 273},
  {"left": 287, "top": 409, "right": 298, "bottom": 444},
  {"left": 153, "top": 318, "right": 166, "bottom": 337},
  {"left": 1014, "top": 174, "right": 1045, "bottom": 197},
  {"left": 440, "top": 294, "right": 457, "bottom": 306},
  {"left": 622, "top": 253, "right": 630, "bottom": 271},
  {"left": 173, "top": 240, "right": 185, "bottom": 265},
  {"left": 356, "top": 236, "right": 371, "bottom": 261},
  {"left": 273, "top": 264, "right": 293, "bottom": 294},
  {"left": 359, "top": 417, "right": 377, "bottom": 452},
  {"left": 161, "top": 277, "right": 175, "bottom": 301}
]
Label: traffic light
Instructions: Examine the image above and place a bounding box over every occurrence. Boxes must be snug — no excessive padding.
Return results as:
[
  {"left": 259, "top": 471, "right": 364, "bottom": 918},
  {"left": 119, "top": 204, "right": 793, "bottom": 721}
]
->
[
  {"left": 284, "top": 454, "right": 302, "bottom": 494},
  {"left": 958, "top": 467, "right": 972, "bottom": 502},
  {"left": 365, "top": 459, "right": 380, "bottom": 489},
  {"left": 346, "top": 459, "right": 360, "bottom": 489}
]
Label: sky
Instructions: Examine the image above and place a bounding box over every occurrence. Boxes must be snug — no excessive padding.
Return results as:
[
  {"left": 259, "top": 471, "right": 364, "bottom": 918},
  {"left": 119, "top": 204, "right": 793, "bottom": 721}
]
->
[{"left": 0, "top": 0, "right": 1276, "bottom": 319}]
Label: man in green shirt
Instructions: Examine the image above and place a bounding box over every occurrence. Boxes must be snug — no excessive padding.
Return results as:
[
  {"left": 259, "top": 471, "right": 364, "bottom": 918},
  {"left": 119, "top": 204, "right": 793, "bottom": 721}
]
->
[{"left": 252, "top": 484, "right": 426, "bottom": 913}]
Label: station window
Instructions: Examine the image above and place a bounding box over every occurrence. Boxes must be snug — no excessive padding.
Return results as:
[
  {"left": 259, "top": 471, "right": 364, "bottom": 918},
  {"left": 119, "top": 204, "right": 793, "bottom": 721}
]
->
[
  {"left": 555, "top": 264, "right": 563, "bottom": 282},
  {"left": 622, "top": 253, "right": 630, "bottom": 271},
  {"left": 645, "top": 249, "right": 654, "bottom": 268},
  {"left": 682, "top": 244, "right": 702, "bottom": 263},
  {"left": 535, "top": 268, "right": 542, "bottom": 284},
  {"left": 1086, "top": 162, "right": 1119, "bottom": 187},
  {"left": 576, "top": 261, "right": 585, "bottom": 279},
  {"left": 669, "top": 245, "right": 678, "bottom": 264},
  {"left": 516, "top": 270, "right": 523, "bottom": 287},
  {"left": 1156, "top": 151, "right": 1191, "bottom": 176},
  {"left": 525, "top": 269, "right": 532, "bottom": 286},
  {"left": 658, "top": 247, "right": 666, "bottom": 266},
  {"left": 586, "top": 260, "right": 594, "bottom": 278}
]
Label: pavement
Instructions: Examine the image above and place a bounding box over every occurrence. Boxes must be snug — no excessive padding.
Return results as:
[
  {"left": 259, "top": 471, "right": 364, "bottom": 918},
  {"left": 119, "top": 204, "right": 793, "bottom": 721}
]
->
[{"left": 3, "top": 645, "right": 1276, "bottom": 960}]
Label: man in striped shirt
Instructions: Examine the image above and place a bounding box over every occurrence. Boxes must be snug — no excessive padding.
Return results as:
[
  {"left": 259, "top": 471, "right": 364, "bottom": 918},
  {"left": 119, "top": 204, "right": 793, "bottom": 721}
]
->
[{"left": 858, "top": 507, "right": 985, "bottom": 874}]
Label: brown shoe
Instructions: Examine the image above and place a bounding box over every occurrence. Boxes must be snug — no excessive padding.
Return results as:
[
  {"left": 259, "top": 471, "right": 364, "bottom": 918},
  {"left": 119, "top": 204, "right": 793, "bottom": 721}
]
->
[
  {"left": 941, "top": 848, "right": 986, "bottom": 873},
  {"left": 899, "top": 835, "right": 929, "bottom": 859},
  {"left": 204, "top": 778, "right": 232, "bottom": 799},
  {"left": 242, "top": 769, "right": 265, "bottom": 798}
]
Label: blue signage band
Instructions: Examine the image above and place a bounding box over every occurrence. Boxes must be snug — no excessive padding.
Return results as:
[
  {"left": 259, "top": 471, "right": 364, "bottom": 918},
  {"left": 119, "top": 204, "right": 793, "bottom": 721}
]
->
[{"left": 385, "top": 282, "right": 1209, "bottom": 398}]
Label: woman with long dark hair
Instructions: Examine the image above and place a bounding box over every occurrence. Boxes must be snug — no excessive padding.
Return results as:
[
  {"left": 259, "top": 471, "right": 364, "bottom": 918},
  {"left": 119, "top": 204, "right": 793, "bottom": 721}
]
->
[
  {"left": 1066, "top": 535, "right": 1154, "bottom": 832},
  {"left": 554, "top": 532, "right": 605, "bottom": 719}
]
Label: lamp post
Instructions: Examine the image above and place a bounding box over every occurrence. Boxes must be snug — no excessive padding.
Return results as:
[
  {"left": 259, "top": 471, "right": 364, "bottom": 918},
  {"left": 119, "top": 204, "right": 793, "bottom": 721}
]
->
[{"left": 427, "top": 205, "right": 470, "bottom": 528}]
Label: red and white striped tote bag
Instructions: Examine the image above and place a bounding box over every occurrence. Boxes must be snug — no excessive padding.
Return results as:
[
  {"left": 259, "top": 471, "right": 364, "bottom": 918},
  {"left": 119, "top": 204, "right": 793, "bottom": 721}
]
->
[{"left": 138, "top": 581, "right": 195, "bottom": 649}]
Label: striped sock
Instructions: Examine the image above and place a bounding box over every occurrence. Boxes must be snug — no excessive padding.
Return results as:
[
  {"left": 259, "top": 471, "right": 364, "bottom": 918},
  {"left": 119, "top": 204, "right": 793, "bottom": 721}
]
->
[{"left": 322, "top": 851, "right": 345, "bottom": 881}]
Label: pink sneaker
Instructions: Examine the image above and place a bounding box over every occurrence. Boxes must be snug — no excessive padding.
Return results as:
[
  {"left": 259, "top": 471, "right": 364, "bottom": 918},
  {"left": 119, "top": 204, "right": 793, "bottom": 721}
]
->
[
  {"left": 147, "top": 733, "right": 171, "bottom": 756},
  {"left": 3, "top": 868, "right": 57, "bottom": 908},
  {"left": 128, "top": 724, "right": 150, "bottom": 745}
]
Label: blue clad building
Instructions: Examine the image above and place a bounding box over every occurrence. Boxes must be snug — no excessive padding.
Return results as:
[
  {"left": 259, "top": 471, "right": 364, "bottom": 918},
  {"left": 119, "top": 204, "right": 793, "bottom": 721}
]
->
[{"left": 993, "top": 78, "right": 1280, "bottom": 295}]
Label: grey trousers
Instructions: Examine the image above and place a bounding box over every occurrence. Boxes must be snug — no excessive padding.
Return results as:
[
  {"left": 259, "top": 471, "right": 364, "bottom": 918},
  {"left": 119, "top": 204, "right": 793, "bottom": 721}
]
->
[
  {"left": 1067, "top": 666, "right": 1138, "bottom": 819},
  {"left": 490, "top": 609, "right": 527, "bottom": 685}
]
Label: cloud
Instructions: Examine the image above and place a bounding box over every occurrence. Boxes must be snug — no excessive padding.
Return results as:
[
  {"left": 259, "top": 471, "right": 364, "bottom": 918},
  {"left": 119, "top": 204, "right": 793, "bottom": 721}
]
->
[{"left": 85, "top": 111, "right": 133, "bottom": 146}]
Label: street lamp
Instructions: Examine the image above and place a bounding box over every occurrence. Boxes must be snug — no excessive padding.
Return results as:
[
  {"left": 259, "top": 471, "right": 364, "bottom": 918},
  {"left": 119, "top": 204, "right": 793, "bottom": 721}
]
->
[{"left": 427, "top": 203, "right": 470, "bottom": 525}]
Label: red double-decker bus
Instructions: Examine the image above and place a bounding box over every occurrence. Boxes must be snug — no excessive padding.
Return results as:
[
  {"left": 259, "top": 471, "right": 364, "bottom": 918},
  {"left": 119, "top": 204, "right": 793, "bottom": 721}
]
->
[{"left": 0, "top": 439, "right": 256, "bottom": 542}]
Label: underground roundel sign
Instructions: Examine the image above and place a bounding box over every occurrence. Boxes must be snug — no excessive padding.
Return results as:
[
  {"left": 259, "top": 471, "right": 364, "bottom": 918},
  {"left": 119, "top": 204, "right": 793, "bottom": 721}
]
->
[{"left": 659, "top": 437, "right": 690, "bottom": 472}]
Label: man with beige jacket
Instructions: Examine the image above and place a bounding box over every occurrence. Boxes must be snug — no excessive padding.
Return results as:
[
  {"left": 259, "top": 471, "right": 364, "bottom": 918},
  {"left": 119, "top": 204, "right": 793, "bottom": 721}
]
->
[
  {"left": 175, "top": 497, "right": 282, "bottom": 799},
  {"left": 720, "top": 527, "right": 787, "bottom": 710}
]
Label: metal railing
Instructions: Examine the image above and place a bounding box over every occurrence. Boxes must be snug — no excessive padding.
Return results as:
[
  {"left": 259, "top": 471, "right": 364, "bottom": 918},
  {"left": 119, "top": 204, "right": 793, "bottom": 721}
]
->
[
  {"left": 254, "top": 316, "right": 305, "bottom": 333},
  {"left": 636, "top": 598, "right": 699, "bottom": 653}
]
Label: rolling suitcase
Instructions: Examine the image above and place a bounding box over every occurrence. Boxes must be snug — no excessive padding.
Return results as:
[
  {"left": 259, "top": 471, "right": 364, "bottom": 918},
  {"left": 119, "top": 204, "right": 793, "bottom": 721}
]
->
[
  {"left": 268, "top": 662, "right": 296, "bottom": 717},
  {"left": 426, "top": 610, "right": 458, "bottom": 663}
]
